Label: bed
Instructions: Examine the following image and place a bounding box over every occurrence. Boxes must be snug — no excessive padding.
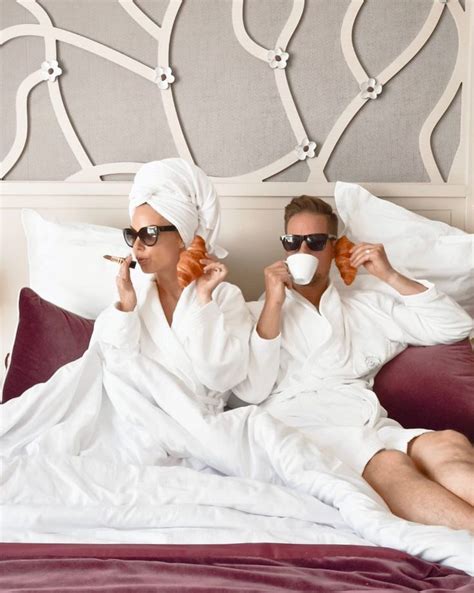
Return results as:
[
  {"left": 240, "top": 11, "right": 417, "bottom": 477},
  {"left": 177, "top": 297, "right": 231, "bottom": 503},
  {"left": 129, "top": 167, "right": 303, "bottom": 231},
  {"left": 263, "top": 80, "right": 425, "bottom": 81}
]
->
[
  {"left": 1, "top": 183, "right": 473, "bottom": 591},
  {"left": 1, "top": 289, "right": 473, "bottom": 590}
]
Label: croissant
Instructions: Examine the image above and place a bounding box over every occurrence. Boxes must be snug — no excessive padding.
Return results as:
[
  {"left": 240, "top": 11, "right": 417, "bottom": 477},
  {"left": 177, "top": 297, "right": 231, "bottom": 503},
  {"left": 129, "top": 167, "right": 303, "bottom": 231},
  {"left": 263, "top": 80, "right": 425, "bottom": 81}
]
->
[
  {"left": 334, "top": 235, "right": 357, "bottom": 286},
  {"left": 177, "top": 235, "right": 207, "bottom": 288}
]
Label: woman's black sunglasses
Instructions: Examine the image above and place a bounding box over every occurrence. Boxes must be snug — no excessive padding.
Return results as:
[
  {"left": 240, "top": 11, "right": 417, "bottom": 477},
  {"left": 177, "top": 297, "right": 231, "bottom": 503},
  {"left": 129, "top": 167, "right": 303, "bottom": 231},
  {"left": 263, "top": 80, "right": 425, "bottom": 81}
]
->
[
  {"left": 123, "top": 225, "right": 178, "bottom": 247},
  {"left": 280, "top": 233, "right": 337, "bottom": 252}
]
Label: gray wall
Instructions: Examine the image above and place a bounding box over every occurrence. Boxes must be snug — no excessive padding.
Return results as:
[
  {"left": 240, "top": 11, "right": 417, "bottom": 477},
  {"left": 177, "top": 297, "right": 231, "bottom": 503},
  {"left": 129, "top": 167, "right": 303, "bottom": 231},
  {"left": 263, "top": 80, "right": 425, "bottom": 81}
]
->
[{"left": 0, "top": 0, "right": 462, "bottom": 182}]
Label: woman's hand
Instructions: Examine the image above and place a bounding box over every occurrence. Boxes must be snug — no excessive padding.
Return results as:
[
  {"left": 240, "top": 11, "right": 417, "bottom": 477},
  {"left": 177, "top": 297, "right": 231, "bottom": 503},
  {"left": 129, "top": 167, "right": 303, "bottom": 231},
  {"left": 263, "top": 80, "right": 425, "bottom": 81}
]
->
[
  {"left": 349, "top": 242, "right": 396, "bottom": 283},
  {"left": 195, "top": 255, "right": 228, "bottom": 304},
  {"left": 116, "top": 255, "right": 137, "bottom": 312}
]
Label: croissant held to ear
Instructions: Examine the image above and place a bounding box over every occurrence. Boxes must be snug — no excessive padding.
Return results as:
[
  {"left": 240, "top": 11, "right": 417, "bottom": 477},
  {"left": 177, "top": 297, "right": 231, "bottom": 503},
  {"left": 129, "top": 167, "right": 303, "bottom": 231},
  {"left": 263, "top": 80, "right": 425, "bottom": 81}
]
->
[
  {"left": 177, "top": 235, "right": 207, "bottom": 288},
  {"left": 334, "top": 235, "right": 357, "bottom": 286}
]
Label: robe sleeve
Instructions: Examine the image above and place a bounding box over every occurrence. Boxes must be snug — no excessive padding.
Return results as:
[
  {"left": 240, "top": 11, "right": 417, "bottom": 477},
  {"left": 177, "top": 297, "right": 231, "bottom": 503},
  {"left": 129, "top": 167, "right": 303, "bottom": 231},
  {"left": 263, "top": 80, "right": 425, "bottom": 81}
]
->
[
  {"left": 375, "top": 279, "right": 473, "bottom": 346},
  {"left": 89, "top": 302, "right": 141, "bottom": 351},
  {"left": 231, "top": 301, "right": 282, "bottom": 405},
  {"left": 180, "top": 283, "right": 252, "bottom": 393}
]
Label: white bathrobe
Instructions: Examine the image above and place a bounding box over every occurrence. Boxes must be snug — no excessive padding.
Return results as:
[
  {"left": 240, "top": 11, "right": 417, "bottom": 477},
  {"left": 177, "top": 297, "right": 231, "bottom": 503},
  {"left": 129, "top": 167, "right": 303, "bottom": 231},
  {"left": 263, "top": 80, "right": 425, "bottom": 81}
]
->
[
  {"left": 233, "top": 279, "right": 473, "bottom": 473},
  {"left": 90, "top": 278, "right": 252, "bottom": 416}
]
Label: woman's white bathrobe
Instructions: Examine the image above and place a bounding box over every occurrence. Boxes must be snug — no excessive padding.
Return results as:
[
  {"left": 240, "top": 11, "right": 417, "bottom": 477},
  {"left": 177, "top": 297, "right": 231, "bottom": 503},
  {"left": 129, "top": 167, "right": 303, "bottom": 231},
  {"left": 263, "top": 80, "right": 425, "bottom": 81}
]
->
[
  {"left": 1, "top": 279, "right": 253, "bottom": 467},
  {"left": 91, "top": 278, "right": 252, "bottom": 416},
  {"left": 233, "top": 279, "right": 473, "bottom": 473}
]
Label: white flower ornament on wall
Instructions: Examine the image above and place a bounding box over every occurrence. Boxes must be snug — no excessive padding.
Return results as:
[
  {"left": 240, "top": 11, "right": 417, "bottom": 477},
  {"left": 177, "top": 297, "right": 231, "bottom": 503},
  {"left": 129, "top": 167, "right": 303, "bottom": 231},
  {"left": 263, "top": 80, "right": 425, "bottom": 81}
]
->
[
  {"left": 295, "top": 138, "right": 317, "bottom": 160},
  {"left": 40, "top": 60, "right": 62, "bottom": 82},
  {"left": 267, "top": 48, "right": 289, "bottom": 69},
  {"left": 360, "top": 78, "right": 383, "bottom": 100},
  {"left": 154, "top": 66, "right": 175, "bottom": 90}
]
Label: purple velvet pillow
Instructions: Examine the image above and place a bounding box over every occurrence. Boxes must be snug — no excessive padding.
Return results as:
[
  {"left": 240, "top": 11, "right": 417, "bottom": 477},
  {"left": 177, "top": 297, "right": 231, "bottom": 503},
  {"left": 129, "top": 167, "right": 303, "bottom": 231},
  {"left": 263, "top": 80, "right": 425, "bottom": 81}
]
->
[
  {"left": 374, "top": 340, "right": 474, "bottom": 441},
  {"left": 2, "top": 288, "right": 94, "bottom": 403}
]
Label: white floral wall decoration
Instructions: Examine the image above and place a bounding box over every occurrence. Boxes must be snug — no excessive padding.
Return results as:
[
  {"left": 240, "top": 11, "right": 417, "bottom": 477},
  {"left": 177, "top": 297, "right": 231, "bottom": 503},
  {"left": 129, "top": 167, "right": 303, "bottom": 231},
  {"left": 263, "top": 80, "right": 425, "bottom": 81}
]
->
[
  {"left": 295, "top": 139, "right": 317, "bottom": 160},
  {"left": 40, "top": 59, "right": 62, "bottom": 82},
  {"left": 267, "top": 48, "right": 289, "bottom": 69},
  {"left": 154, "top": 66, "right": 176, "bottom": 90},
  {"left": 360, "top": 78, "right": 383, "bottom": 100}
]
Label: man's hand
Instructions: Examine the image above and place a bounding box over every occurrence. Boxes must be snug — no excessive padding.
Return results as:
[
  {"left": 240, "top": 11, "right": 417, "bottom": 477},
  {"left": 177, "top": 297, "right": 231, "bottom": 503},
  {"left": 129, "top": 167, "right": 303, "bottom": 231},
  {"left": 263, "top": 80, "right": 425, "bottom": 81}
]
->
[
  {"left": 349, "top": 242, "right": 396, "bottom": 283},
  {"left": 350, "top": 242, "right": 427, "bottom": 295},
  {"left": 116, "top": 255, "right": 137, "bottom": 312},
  {"left": 195, "top": 257, "right": 228, "bottom": 304},
  {"left": 256, "top": 261, "right": 292, "bottom": 340},
  {"left": 264, "top": 261, "right": 293, "bottom": 307}
]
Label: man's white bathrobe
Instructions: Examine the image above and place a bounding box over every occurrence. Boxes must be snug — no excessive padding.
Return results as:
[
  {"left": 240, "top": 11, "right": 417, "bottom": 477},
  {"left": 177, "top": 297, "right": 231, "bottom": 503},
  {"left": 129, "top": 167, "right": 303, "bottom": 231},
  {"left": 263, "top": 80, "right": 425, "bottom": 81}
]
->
[
  {"left": 233, "top": 279, "right": 473, "bottom": 474},
  {"left": 2, "top": 277, "right": 474, "bottom": 574}
]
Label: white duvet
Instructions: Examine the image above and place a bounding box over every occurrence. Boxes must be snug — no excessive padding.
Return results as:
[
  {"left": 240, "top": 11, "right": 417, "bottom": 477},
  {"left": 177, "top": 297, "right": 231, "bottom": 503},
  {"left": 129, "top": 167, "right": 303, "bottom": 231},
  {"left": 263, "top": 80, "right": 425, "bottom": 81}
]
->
[{"left": 1, "top": 339, "right": 473, "bottom": 575}]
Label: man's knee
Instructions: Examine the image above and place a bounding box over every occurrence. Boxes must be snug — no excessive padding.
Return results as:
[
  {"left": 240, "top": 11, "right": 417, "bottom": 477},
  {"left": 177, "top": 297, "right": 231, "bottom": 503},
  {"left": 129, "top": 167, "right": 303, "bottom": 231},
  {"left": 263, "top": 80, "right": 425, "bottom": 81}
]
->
[
  {"left": 363, "top": 449, "right": 412, "bottom": 483},
  {"left": 410, "top": 430, "right": 472, "bottom": 462},
  {"left": 435, "top": 430, "right": 472, "bottom": 450}
]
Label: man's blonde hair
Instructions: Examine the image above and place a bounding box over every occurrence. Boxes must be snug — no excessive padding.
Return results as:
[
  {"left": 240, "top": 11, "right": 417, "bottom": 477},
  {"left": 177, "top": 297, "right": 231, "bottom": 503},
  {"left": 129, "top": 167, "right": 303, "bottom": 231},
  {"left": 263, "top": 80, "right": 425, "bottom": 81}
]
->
[{"left": 284, "top": 195, "right": 338, "bottom": 235}]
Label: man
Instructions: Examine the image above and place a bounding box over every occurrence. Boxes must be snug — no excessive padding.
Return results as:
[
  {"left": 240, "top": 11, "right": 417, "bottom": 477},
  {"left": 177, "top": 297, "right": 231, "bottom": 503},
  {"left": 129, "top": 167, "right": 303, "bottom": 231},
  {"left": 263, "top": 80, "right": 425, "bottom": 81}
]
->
[{"left": 233, "top": 195, "right": 474, "bottom": 531}]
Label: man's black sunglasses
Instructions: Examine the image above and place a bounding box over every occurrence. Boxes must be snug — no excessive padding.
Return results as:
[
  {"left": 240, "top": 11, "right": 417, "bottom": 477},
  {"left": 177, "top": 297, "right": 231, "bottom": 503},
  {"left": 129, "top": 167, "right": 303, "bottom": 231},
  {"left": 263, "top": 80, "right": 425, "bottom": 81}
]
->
[
  {"left": 123, "top": 225, "right": 178, "bottom": 247},
  {"left": 280, "top": 233, "right": 337, "bottom": 252}
]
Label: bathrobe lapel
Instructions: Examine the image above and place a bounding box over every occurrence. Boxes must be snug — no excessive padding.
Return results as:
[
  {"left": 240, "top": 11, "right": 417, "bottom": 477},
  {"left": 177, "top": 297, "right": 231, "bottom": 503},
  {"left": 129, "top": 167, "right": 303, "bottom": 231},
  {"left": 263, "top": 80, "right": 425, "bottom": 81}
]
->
[
  {"left": 286, "top": 284, "right": 353, "bottom": 385},
  {"left": 139, "top": 280, "right": 205, "bottom": 397}
]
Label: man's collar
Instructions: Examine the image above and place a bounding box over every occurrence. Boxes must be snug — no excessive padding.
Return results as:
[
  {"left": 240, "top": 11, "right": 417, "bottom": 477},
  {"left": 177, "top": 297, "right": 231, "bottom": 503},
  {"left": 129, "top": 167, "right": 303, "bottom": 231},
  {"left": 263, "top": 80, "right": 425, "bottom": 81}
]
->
[{"left": 285, "top": 280, "right": 337, "bottom": 310}]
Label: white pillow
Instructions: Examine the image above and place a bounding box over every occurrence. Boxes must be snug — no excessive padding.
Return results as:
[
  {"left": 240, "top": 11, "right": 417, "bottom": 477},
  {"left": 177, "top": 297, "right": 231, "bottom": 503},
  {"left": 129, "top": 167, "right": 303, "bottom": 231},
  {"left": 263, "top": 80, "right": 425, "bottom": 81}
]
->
[
  {"left": 334, "top": 182, "right": 474, "bottom": 319},
  {"left": 21, "top": 209, "right": 148, "bottom": 319}
]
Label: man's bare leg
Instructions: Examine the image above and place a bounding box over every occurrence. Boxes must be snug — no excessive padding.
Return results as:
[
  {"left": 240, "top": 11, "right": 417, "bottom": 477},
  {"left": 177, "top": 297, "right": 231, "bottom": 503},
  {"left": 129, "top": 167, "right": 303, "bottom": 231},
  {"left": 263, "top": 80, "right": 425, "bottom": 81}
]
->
[
  {"left": 408, "top": 430, "right": 474, "bottom": 505},
  {"left": 363, "top": 449, "right": 474, "bottom": 532}
]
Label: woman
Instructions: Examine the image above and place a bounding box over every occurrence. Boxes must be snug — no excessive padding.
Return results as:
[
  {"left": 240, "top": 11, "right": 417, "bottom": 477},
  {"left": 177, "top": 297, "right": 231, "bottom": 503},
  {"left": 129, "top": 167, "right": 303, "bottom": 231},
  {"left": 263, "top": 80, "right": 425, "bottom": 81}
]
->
[
  {"left": 1, "top": 158, "right": 252, "bottom": 464},
  {"left": 91, "top": 158, "right": 252, "bottom": 416}
]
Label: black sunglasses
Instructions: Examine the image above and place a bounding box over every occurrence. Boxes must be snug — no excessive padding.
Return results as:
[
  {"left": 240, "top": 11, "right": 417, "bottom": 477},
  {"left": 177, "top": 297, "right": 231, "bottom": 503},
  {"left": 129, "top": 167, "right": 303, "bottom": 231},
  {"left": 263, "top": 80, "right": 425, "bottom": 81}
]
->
[
  {"left": 123, "top": 225, "right": 178, "bottom": 247},
  {"left": 280, "top": 233, "right": 337, "bottom": 252}
]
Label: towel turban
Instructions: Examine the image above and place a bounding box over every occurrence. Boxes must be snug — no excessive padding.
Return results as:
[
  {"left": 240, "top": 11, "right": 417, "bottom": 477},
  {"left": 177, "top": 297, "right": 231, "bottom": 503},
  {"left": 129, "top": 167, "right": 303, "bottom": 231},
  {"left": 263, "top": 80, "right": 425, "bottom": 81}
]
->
[{"left": 129, "top": 158, "right": 227, "bottom": 257}]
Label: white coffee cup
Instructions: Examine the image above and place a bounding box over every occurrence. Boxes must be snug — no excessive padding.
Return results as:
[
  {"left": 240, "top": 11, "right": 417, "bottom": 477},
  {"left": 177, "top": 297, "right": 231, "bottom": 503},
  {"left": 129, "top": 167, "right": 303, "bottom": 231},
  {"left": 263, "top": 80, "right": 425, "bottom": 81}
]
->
[{"left": 286, "top": 253, "right": 319, "bottom": 285}]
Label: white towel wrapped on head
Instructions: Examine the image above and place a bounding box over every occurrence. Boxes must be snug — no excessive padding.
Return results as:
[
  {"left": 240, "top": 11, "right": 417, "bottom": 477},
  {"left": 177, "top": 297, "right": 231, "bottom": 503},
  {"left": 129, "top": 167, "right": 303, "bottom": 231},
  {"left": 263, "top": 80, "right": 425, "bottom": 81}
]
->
[{"left": 129, "top": 158, "right": 227, "bottom": 258}]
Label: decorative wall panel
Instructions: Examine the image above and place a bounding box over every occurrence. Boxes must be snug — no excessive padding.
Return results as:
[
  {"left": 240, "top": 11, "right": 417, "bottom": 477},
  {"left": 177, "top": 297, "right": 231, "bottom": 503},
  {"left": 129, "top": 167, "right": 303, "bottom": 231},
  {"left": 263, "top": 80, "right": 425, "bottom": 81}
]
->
[{"left": 1, "top": 0, "right": 470, "bottom": 185}]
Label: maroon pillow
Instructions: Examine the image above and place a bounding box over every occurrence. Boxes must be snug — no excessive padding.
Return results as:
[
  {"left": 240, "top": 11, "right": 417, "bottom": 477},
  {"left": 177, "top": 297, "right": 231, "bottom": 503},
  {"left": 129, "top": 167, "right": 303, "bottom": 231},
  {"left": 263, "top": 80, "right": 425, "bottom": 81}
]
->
[
  {"left": 2, "top": 288, "right": 94, "bottom": 403},
  {"left": 374, "top": 340, "right": 474, "bottom": 441}
]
